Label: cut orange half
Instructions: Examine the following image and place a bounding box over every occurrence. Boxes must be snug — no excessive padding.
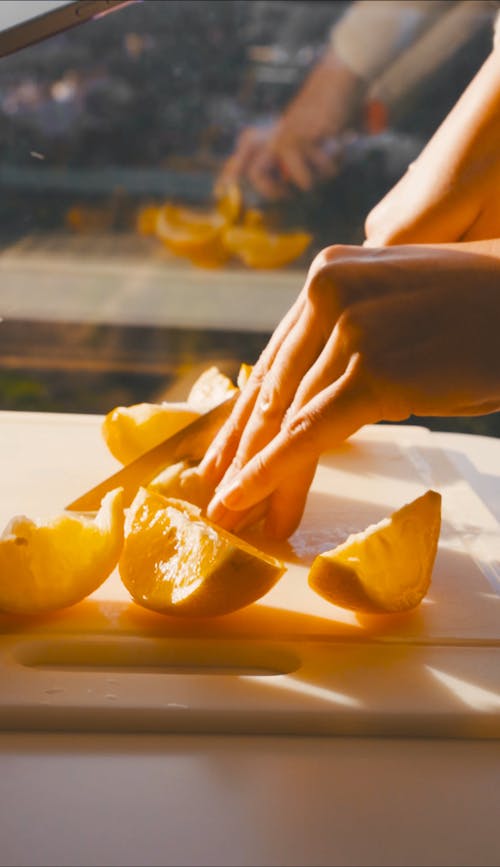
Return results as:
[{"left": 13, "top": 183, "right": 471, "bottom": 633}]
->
[
  {"left": 308, "top": 490, "right": 442, "bottom": 614},
  {"left": 119, "top": 489, "right": 286, "bottom": 618},
  {"left": 0, "top": 489, "right": 124, "bottom": 615}
]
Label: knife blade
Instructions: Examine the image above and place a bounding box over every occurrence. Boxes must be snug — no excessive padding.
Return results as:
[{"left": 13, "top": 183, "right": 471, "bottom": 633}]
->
[{"left": 65, "top": 391, "right": 239, "bottom": 512}]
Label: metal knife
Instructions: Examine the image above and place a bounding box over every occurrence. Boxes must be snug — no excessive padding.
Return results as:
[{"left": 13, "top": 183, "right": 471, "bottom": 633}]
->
[{"left": 65, "top": 391, "right": 239, "bottom": 512}]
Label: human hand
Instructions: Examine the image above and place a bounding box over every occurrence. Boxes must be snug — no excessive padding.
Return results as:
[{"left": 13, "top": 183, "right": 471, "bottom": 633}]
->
[
  {"left": 216, "top": 51, "right": 364, "bottom": 200},
  {"left": 199, "top": 242, "right": 500, "bottom": 538}
]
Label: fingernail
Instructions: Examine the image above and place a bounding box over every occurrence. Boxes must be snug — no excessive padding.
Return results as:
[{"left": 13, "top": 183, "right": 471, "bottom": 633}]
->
[
  {"left": 206, "top": 496, "right": 228, "bottom": 524},
  {"left": 212, "top": 481, "right": 242, "bottom": 510},
  {"left": 199, "top": 445, "right": 217, "bottom": 472}
]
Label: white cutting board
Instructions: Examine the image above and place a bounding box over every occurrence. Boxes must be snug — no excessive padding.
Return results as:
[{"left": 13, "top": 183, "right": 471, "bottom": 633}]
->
[{"left": 1, "top": 411, "right": 499, "bottom": 737}]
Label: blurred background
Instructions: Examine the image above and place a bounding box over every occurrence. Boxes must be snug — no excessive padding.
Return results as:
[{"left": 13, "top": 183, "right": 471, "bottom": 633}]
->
[{"left": 0, "top": 0, "right": 498, "bottom": 436}]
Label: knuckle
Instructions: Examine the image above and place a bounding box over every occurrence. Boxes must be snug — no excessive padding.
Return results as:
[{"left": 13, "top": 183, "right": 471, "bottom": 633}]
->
[
  {"left": 228, "top": 452, "right": 246, "bottom": 475},
  {"left": 336, "top": 306, "right": 362, "bottom": 344},
  {"left": 283, "top": 409, "right": 318, "bottom": 451},
  {"left": 256, "top": 378, "right": 286, "bottom": 422},
  {"left": 306, "top": 245, "right": 357, "bottom": 313}
]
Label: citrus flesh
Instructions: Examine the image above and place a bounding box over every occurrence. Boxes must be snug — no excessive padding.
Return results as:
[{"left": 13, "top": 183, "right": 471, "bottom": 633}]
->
[
  {"left": 102, "top": 365, "right": 243, "bottom": 466},
  {"left": 308, "top": 490, "right": 442, "bottom": 614},
  {"left": 0, "top": 488, "right": 124, "bottom": 615},
  {"left": 102, "top": 401, "right": 201, "bottom": 465},
  {"left": 222, "top": 226, "right": 312, "bottom": 268},
  {"left": 119, "top": 489, "right": 286, "bottom": 618},
  {"left": 149, "top": 460, "right": 213, "bottom": 511},
  {"left": 187, "top": 365, "right": 238, "bottom": 412}
]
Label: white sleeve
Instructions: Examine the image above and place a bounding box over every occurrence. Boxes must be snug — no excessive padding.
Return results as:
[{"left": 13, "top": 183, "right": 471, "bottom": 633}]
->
[{"left": 330, "top": 0, "right": 458, "bottom": 81}]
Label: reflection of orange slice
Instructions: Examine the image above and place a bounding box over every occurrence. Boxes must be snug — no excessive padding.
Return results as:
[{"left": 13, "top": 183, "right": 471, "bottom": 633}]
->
[
  {"left": 136, "top": 205, "right": 160, "bottom": 236},
  {"left": 119, "top": 489, "right": 286, "bottom": 618},
  {"left": 223, "top": 226, "right": 312, "bottom": 268},
  {"left": 0, "top": 489, "right": 124, "bottom": 615},
  {"left": 308, "top": 490, "right": 441, "bottom": 614},
  {"left": 66, "top": 206, "right": 114, "bottom": 233},
  {"left": 243, "top": 208, "right": 265, "bottom": 228},
  {"left": 155, "top": 203, "right": 228, "bottom": 262}
]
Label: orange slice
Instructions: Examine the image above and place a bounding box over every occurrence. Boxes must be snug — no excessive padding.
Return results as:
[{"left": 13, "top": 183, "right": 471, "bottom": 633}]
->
[
  {"left": 102, "top": 365, "right": 242, "bottom": 465},
  {"left": 119, "top": 489, "right": 286, "bottom": 617},
  {"left": 102, "top": 401, "right": 201, "bottom": 465},
  {"left": 0, "top": 489, "right": 124, "bottom": 615},
  {"left": 308, "top": 490, "right": 442, "bottom": 614},
  {"left": 187, "top": 365, "right": 238, "bottom": 412},
  {"left": 222, "top": 226, "right": 312, "bottom": 268}
]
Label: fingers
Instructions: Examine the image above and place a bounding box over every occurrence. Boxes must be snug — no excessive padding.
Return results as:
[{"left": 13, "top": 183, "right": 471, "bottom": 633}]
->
[
  {"left": 277, "top": 145, "right": 314, "bottom": 192},
  {"left": 225, "top": 300, "right": 325, "bottom": 472},
  {"left": 264, "top": 458, "right": 318, "bottom": 539},
  {"left": 208, "top": 356, "right": 379, "bottom": 534},
  {"left": 286, "top": 316, "right": 351, "bottom": 417},
  {"left": 246, "top": 150, "right": 289, "bottom": 200},
  {"left": 198, "top": 292, "right": 307, "bottom": 484},
  {"left": 277, "top": 143, "right": 336, "bottom": 191},
  {"left": 216, "top": 126, "right": 273, "bottom": 192}
]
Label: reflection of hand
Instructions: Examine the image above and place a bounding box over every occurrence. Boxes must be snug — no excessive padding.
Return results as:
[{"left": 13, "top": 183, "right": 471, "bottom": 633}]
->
[
  {"left": 200, "top": 242, "right": 500, "bottom": 538},
  {"left": 217, "top": 51, "right": 364, "bottom": 199}
]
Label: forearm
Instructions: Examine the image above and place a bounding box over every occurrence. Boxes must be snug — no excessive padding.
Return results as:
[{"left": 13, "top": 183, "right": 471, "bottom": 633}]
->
[{"left": 365, "top": 46, "right": 500, "bottom": 244}]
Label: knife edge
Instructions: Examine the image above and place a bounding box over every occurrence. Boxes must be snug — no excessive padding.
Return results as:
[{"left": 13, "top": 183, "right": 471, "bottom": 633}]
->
[{"left": 65, "top": 391, "right": 239, "bottom": 512}]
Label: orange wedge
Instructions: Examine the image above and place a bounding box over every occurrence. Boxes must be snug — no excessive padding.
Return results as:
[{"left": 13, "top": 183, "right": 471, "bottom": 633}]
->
[
  {"left": 222, "top": 226, "right": 312, "bottom": 268},
  {"left": 119, "top": 489, "right": 285, "bottom": 617},
  {"left": 0, "top": 489, "right": 124, "bottom": 615},
  {"left": 102, "top": 365, "right": 243, "bottom": 465},
  {"left": 102, "top": 401, "right": 201, "bottom": 465},
  {"left": 187, "top": 365, "right": 238, "bottom": 411},
  {"left": 308, "top": 490, "right": 442, "bottom": 614}
]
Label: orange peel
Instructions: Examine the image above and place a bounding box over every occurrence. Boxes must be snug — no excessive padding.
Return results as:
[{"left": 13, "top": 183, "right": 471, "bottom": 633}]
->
[
  {"left": 308, "top": 490, "right": 442, "bottom": 614},
  {"left": 0, "top": 488, "right": 124, "bottom": 615}
]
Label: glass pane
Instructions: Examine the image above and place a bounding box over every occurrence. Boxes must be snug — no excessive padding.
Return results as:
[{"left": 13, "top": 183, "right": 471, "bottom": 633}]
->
[{"left": 0, "top": 0, "right": 498, "bottom": 435}]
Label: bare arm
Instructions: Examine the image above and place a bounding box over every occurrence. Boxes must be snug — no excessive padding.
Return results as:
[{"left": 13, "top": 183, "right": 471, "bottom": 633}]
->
[{"left": 365, "top": 45, "right": 500, "bottom": 244}]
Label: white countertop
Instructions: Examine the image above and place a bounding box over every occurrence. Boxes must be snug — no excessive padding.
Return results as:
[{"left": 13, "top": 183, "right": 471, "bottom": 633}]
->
[{"left": 1, "top": 428, "right": 499, "bottom": 867}]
